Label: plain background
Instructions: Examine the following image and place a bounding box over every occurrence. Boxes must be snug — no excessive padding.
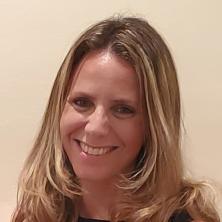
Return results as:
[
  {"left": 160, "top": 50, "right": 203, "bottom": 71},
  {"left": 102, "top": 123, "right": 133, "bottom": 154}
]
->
[{"left": 0, "top": 0, "right": 221, "bottom": 221}]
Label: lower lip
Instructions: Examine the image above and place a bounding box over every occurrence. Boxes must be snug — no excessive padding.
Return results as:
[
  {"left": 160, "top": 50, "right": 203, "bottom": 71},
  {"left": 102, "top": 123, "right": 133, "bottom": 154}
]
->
[{"left": 75, "top": 140, "right": 117, "bottom": 159}]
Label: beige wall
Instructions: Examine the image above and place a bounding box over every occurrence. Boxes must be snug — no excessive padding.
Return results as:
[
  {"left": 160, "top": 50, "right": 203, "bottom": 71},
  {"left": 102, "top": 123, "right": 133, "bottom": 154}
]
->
[{"left": 0, "top": 0, "right": 221, "bottom": 221}]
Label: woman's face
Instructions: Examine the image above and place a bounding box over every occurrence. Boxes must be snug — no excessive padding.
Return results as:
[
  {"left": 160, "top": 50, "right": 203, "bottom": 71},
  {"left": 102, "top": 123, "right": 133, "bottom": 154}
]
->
[{"left": 60, "top": 49, "right": 145, "bottom": 182}]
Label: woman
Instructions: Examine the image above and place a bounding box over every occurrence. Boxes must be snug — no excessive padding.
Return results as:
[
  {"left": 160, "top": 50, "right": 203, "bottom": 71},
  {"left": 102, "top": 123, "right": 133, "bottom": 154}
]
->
[{"left": 12, "top": 16, "right": 220, "bottom": 222}]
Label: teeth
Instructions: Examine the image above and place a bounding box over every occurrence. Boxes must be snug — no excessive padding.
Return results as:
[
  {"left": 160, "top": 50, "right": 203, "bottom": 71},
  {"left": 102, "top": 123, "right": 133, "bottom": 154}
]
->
[{"left": 79, "top": 142, "right": 114, "bottom": 156}]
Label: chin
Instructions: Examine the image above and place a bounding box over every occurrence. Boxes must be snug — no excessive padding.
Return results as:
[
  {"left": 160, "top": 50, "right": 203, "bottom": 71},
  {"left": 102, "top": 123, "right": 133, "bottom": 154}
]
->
[{"left": 74, "top": 168, "right": 122, "bottom": 183}]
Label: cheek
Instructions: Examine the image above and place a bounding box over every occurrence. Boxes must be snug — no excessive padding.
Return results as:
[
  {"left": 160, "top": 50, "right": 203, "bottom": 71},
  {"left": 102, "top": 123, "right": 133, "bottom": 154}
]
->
[
  {"left": 114, "top": 117, "right": 145, "bottom": 154},
  {"left": 60, "top": 108, "right": 86, "bottom": 142},
  {"left": 113, "top": 120, "right": 144, "bottom": 173}
]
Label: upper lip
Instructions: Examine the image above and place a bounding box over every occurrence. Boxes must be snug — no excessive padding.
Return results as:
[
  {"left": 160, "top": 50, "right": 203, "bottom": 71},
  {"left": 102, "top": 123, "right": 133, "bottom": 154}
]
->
[{"left": 75, "top": 139, "right": 118, "bottom": 149}]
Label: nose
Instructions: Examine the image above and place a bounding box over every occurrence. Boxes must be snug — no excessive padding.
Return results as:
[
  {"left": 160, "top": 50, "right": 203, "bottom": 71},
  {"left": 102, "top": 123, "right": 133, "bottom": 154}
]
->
[{"left": 84, "top": 106, "right": 110, "bottom": 137}]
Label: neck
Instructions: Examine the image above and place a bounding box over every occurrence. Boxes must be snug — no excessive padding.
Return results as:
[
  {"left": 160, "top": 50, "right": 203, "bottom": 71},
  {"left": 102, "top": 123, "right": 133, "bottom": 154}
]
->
[{"left": 78, "top": 179, "right": 120, "bottom": 220}]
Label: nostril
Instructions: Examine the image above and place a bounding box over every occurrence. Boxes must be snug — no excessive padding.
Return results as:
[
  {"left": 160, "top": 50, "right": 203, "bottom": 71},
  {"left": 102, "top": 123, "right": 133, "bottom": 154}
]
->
[{"left": 74, "top": 139, "right": 80, "bottom": 145}]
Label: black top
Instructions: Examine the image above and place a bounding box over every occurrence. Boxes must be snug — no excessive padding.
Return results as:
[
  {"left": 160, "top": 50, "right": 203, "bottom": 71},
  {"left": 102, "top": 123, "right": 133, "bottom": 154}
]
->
[
  {"left": 78, "top": 210, "right": 192, "bottom": 222},
  {"left": 169, "top": 211, "right": 193, "bottom": 222}
]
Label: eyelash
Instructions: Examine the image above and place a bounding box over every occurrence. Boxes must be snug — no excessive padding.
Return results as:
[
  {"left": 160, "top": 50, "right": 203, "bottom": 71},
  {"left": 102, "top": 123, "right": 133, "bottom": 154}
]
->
[
  {"left": 112, "top": 106, "right": 135, "bottom": 115},
  {"left": 72, "top": 97, "right": 92, "bottom": 109},
  {"left": 70, "top": 97, "right": 135, "bottom": 118}
]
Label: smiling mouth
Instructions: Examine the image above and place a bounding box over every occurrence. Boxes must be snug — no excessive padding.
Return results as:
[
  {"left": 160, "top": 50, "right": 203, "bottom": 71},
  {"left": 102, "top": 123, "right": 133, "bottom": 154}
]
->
[{"left": 75, "top": 140, "right": 118, "bottom": 156}]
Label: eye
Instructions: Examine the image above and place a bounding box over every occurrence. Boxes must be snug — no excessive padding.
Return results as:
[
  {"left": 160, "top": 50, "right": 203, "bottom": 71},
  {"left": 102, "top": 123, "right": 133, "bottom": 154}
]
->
[
  {"left": 70, "top": 97, "right": 93, "bottom": 112},
  {"left": 112, "top": 105, "right": 135, "bottom": 118}
]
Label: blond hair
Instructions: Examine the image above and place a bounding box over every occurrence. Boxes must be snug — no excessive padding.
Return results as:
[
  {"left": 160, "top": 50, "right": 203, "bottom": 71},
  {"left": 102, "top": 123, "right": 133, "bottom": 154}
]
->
[{"left": 12, "top": 16, "right": 220, "bottom": 222}]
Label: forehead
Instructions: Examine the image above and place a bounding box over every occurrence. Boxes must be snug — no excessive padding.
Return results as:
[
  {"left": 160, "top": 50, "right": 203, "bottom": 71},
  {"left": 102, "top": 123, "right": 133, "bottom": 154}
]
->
[{"left": 70, "top": 50, "right": 141, "bottom": 98}]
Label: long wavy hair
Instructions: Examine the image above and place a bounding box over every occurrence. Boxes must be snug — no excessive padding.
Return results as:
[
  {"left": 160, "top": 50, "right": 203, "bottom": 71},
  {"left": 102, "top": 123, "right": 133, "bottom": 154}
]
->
[{"left": 12, "top": 16, "right": 220, "bottom": 222}]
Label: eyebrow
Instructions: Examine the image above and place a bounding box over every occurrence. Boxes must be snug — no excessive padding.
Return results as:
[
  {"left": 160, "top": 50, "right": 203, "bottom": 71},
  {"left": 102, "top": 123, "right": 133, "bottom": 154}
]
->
[
  {"left": 69, "top": 91, "right": 138, "bottom": 106},
  {"left": 111, "top": 99, "right": 137, "bottom": 106}
]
